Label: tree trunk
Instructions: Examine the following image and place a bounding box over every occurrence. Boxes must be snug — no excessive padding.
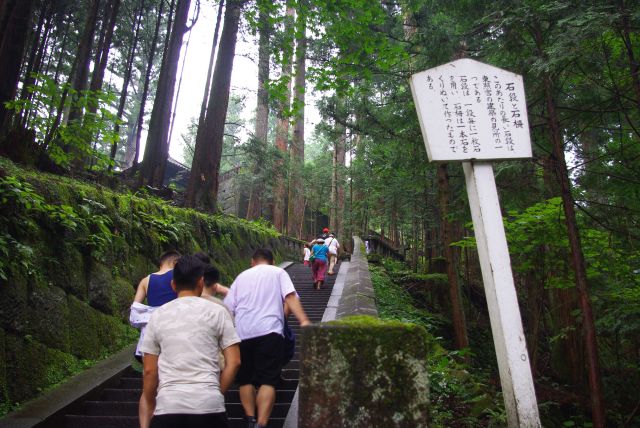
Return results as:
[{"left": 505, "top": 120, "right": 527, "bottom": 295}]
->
[
  {"left": 129, "top": 0, "right": 164, "bottom": 170},
  {"left": 272, "top": 3, "right": 295, "bottom": 232},
  {"left": 65, "top": 0, "right": 101, "bottom": 126},
  {"left": 246, "top": 3, "right": 271, "bottom": 220},
  {"left": 51, "top": 14, "right": 70, "bottom": 85},
  {"left": 88, "top": 0, "right": 121, "bottom": 112},
  {"left": 543, "top": 73, "right": 605, "bottom": 428},
  {"left": 336, "top": 133, "right": 346, "bottom": 240},
  {"left": 330, "top": 124, "right": 346, "bottom": 239},
  {"left": 110, "top": 0, "right": 144, "bottom": 169},
  {"left": 0, "top": 0, "right": 34, "bottom": 134},
  {"left": 195, "top": 0, "right": 224, "bottom": 143},
  {"left": 437, "top": 163, "right": 469, "bottom": 351},
  {"left": 139, "top": 0, "right": 191, "bottom": 187},
  {"left": 286, "top": 0, "right": 307, "bottom": 238},
  {"left": 167, "top": 4, "right": 195, "bottom": 147},
  {"left": 619, "top": 0, "right": 640, "bottom": 114},
  {"left": 528, "top": 20, "right": 605, "bottom": 426},
  {"left": 187, "top": 0, "right": 223, "bottom": 176},
  {"left": 184, "top": 0, "right": 246, "bottom": 211},
  {"left": 162, "top": 0, "right": 176, "bottom": 65},
  {"left": 17, "top": 2, "right": 50, "bottom": 126}
]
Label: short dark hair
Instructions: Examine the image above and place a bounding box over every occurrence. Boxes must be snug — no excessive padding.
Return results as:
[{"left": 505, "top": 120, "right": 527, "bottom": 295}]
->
[
  {"left": 192, "top": 252, "right": 211, "bottom": 265},
  {"left": 203, "top": 266, "right": 220, "bottom": 287},
  {"left": 159, "top": 250, "right": 181, "bottom": 267},
  {"left": 172, "top": 255, "right": 205, "bottom": 291},
  {"left": 252, "top": 248, "right": 274, "bottom": 264}
]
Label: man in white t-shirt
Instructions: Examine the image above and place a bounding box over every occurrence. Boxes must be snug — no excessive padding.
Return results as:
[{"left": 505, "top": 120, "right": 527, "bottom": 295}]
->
[
  {"left": 224, "top": 248, "right": 310, "bottom": 428},
  {"left": 325, "top": 233, "right": 340, "bottom": 275},
  {"left": 139, "top": 255, "right": 241, "bottom": 428}
]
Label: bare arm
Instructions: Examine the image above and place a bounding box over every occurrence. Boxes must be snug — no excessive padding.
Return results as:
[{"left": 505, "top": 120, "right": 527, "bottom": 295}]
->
[
  {"left": 139, "top": 353, "right": 159, "bottom": 428},
  {"left": 284, "top": 300, "right": 291, "bottom": 318},
  {"left": 219, "top": 344, "right": 240, "bottom": 394},
  {"left": 214, "top": 283, "right": 229, "bottom": 297},
  {"left": 284, "top": 293, "right": 310, "bottom": 326},
  {"left": 133, "top": 276, "right": 149, "bottom": 303}
]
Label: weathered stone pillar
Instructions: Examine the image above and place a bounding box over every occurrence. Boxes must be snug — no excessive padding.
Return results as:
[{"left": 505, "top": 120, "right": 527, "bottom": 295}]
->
[{"left": 299, "top": 316, "right": 430, "bottom": 427}]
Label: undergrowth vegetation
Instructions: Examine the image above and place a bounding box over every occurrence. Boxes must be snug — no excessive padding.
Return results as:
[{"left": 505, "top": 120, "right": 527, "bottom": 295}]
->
[
  {"left": 369, "top": 258, "right": 506, "bottom": 427},
  {"left": 369, "top": 254, "right": 636, "bottom": 427}
]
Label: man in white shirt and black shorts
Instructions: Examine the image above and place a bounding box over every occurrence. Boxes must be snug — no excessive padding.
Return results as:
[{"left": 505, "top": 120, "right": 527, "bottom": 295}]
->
[
  {"left": 139, "top": 255, "right": 241, "bottom": 428},
  {"left": 224, "top": 248, "right": 310, "bottom": 428}
]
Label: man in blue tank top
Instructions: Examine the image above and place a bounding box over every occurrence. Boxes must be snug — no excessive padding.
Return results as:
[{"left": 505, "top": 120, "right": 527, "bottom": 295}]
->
[
  {"left": 134, "top": 251, "right": 181, "bottom": 306},
  {"left": 131, "top": 251, "right": 181, "bottom": 361}
]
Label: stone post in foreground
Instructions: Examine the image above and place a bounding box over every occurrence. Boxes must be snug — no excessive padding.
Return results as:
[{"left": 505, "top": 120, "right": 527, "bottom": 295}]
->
[{"left": 299, "top": 316, "right": 430, "bottom": 427}]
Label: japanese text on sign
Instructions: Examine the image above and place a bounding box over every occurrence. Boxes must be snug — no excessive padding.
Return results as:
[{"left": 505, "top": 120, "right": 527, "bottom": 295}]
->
[{"left": 410, "top": 59, "right": 532, "bottom": 162}]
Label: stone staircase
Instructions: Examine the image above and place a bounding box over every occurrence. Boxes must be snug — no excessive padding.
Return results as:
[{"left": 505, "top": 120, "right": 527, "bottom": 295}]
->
[{"left": 60, "top": 262, "right": 339, "bottom": 428}]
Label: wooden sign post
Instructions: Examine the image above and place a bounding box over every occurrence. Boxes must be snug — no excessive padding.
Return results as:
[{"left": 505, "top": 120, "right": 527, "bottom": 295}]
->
[{"left": 410, "top": 59, "right": 541, "bottom": 427}]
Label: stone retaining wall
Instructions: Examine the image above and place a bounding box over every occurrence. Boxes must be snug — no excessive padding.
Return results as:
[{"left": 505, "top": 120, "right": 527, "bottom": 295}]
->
[{"left": 0, "top": 159, "right": 302, "bottom": 413}]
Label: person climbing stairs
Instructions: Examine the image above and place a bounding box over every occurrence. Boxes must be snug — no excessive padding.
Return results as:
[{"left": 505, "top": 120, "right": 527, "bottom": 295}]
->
[{"left": 60, "top": 261, "right": 340, "bottom": 428}]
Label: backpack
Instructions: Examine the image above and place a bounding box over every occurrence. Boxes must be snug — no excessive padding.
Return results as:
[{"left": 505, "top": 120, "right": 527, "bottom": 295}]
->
[{"left": 283, "top": 319, "right": 295, "bottom": 365}]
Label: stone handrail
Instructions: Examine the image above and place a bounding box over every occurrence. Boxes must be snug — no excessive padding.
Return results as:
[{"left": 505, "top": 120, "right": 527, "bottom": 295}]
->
[
  {"left": 336, "top": 236, "right": 378, "bottom": 319},
  {"left": 299, "top": 238, "right": 431, "bottom": 427}
]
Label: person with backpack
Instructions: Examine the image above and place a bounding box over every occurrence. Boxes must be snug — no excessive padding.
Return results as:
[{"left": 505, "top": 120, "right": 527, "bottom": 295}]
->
[
  {"left": 310, "top": 237, "right": 329, "bottom": 289},
  {"left": 325, "top": 233, "right": 340, "bottom": 275},
  {"left": 223, "top": 249, "right": 310, "bottom": 428}
]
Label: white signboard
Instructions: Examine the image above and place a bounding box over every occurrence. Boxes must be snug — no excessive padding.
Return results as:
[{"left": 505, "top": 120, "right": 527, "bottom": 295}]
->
[
  {"left": 410, "top": 58, "right": 532, "bottom": 161},
  {"left": 410, "top": 59, "right": 541, "bottom": 427}
]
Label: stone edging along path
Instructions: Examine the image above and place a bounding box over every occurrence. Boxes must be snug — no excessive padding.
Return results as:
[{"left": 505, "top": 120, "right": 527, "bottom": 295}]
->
[{"left": 283, "top": 236, "right": 377, "bottom": 427}]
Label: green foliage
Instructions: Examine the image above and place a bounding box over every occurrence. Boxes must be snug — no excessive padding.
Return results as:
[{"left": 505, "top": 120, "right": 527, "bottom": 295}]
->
[
  {"left": 6, "top": 73, "right": 120, "bottom": 170},
  {"left": 370, "top": 263, "right": 441, "bottom": 330}
]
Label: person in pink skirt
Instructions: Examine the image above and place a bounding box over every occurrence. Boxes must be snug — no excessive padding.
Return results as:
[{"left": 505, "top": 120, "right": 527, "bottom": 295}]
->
[{"left": 311, "top": 238, "right": 329, "bottom": 289}]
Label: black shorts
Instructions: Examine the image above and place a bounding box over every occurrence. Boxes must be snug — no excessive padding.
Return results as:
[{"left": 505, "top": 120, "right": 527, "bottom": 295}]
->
[
  {"left": 236, "top": 332, "right": 284, "bottom": 387},
  {"left": 150, "top": 412, "right": 228, "bottom": 428}
]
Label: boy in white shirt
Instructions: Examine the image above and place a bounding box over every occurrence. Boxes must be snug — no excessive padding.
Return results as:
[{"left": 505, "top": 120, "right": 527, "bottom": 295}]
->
[{"left": 139, "top": 255, "right": 241, "bottom": 428}]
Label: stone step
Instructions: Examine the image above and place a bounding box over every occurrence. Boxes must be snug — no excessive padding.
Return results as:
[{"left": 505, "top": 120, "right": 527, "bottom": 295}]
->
[
  {"left": 65, "top": 415, "right": 138, "bottom": 428},
  {"left": 65, "top": 415, "right": 287, "bottom": 428},
  {"left": 81, "top": 401, "right": 291, "bottom": 419},
  {"left": 229, "top": 417, "right": 285, "bottom": 427},
  {"left": 99, "top": 388, "right": 298, "bottom": 403}
]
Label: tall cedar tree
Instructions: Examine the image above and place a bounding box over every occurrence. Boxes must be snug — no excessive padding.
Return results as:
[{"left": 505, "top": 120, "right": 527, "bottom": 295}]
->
[
  {"left": 111, "top": 0, "right": 145, "bottom": 168},
  {"left": 65, "top": 0, "right": 101, "bottom": 125},
  {"left": 139, "top": 0, "right": 191, "bottom": 187},
  {"left": 87, "top": 0, "right": 121, "bottom": 116},
  {"left": 246, "top": 2, "right": 271, "bottom": 220},
  {"left": 17, "top": 1, "right": 53, "bottom": 127},
  {"left": 286, "top": 0, "right": 307, "bottom": 238},
  {"left": 190, "top": 0, "right": 224, "bottom": 174},
  {"left": 272, "top": 3, "right": 295, "bottom": 232},
  {"left": 329, "top": 124, "right": 346, "bottom": 240},
  {"left": 196, "top": 0, "right": 224, "bottom": 136},
  {"left": 185, "top": 0, "right": 247, "bottom": 211},
  {"left": 0, "top": 0, "right": 34, "bottom": 134},
  {"left": 127, "top": 0, "right": 166, "bottom": 169}
]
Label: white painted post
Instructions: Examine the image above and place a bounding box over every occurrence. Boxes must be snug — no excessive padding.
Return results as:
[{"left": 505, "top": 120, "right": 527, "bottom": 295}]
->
[
  {"left": 409, "top": 58, "right": 541, "bottom": 427},
  {"left": 463, "top": 161, "right": 540, "bottom": 427}
]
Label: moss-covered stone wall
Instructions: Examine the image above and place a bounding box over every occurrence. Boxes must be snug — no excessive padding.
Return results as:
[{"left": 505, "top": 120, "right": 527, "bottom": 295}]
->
[
  {"left": 0, "top": 158, "right": 301, "bottom": 412},
  {"left": 299, "top": 316, "right": 431, "bottom": 427}
]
